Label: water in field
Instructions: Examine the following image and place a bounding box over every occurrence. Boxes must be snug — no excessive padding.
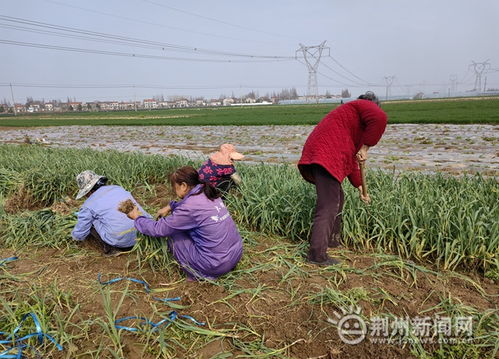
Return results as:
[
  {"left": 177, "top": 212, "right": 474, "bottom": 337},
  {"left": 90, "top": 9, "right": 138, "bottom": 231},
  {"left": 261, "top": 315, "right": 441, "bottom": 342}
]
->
[{"left": 1, "top": 124, "right": 498, "bottom": 176}]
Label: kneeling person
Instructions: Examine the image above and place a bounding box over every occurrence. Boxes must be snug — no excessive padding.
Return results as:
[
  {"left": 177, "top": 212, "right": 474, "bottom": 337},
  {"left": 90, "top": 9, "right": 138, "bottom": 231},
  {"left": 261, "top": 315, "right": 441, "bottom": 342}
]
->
[
  {"left": 127, "top": 166, "right": 243, "bottom": 280},
  {"left": 72, "top": 170, "right": 149, "bottom": 256}
]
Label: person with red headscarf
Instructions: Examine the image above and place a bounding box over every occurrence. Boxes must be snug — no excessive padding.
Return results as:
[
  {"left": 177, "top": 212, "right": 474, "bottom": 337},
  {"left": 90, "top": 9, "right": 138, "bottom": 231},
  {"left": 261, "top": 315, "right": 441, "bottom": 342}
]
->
[{"left": 298, "top": 92, "right": 388, "bottom": 266}]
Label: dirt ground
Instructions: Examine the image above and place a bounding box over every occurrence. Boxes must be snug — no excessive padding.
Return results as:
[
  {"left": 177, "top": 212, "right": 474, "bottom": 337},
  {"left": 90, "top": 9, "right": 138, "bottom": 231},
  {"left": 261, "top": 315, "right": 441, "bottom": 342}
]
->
[{"left": 1, "top": 233, "right": 497, "bottom": 359}]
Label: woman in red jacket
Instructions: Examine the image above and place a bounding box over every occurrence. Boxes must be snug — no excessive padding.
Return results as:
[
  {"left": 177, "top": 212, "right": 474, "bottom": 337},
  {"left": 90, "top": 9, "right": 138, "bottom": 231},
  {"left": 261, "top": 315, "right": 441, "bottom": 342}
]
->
[{"left": 298, "top": 92, "right": 387, "bottom": 266}]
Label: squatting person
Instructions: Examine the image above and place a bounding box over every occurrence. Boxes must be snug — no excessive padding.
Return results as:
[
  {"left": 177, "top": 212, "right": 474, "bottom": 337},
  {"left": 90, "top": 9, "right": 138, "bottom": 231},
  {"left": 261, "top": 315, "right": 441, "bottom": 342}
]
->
[
  {"left": 198, "top": 143, "right": 245, "bottom": 194},
  {"left": 126, "top": 166, "right": 243, "bottom": 280},
  {"left": 72, "top": 170, "right": 149, "bottom": 256},
  {"left": 298, "top": 91, "right": 388, "bottom": 266}
]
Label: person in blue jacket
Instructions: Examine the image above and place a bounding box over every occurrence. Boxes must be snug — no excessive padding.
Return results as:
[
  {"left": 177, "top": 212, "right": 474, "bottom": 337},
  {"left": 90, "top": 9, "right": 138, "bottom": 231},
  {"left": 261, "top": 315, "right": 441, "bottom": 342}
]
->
[{"left": 72, "top": 170, "right": 149, "bottom": 256}]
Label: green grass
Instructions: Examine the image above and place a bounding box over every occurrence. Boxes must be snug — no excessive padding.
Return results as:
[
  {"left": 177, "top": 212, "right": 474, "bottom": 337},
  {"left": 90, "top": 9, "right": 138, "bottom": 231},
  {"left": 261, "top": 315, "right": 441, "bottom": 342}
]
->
[
  {"left": 0, "top": 144, "right": 497, "bottom": 273},
  {"left": 1, "top": 97, "right": 499, "bottom": 126}
]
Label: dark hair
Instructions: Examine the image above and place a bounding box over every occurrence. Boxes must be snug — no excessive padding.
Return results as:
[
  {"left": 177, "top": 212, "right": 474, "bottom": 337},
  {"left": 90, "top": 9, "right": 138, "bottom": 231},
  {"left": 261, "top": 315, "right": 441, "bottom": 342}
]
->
[
  {"left": 358, "top": 91, "right": 380, "bottom": 106},
  {"left": 90, "top": 177, "right": 108, "bottom": 192},
  {"left": 170, "top": 166, "right": 220, "bottom": 201}
]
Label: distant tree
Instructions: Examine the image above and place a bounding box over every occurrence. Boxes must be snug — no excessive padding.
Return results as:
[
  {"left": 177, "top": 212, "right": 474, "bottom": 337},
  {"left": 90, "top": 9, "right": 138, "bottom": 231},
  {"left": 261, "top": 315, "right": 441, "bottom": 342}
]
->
[
  {"left": 413, "top": 92, "right": 424, "bottom": 100},
  {"left": 341, "top": 89, "right": 351, "bottom": 98},
  {"left": 77, "top": 104, "right": 83, "bottom": 111},
  {"left": 86, "top": 103, "right": 92, "bottom": 111},
  {"left": 0, "top": 105, "right": 4, "bottom": 113},
  {"left": 325, "top": 90, "right": 332, "bottom": 98},
  {"left": 290, "top": 87, "right": 299, "bottom": 99},
  {"left": 68, "top": 105, "right": 74, "bottom": 111},
  {"left": 96, "top": 103, "right": 101, "bottom": 111}
]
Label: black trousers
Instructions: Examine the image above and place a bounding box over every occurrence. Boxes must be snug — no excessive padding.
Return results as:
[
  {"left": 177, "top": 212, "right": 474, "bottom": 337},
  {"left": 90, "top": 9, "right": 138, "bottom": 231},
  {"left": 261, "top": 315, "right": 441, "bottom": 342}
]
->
[
  {"left": 307, "top": 165, "right": 344, "bottom": 262},
  {"left": 87, "top": 227, "right": 134, "bottom": 254}
]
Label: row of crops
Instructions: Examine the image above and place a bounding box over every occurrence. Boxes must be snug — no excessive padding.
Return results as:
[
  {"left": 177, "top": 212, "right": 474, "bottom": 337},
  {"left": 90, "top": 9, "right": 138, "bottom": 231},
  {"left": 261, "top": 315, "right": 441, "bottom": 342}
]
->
[{"left": 0, "top": 144, "right": 497, "bottom": 275}]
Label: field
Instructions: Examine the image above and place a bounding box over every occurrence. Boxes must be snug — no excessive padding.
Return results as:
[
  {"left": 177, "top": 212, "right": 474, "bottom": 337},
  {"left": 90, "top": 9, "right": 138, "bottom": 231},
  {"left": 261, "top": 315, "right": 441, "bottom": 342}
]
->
[
  {"left": 0, "top": 144, "right": 497, "bottom": 358},
  {"left": 1, "top": 97, "right": 499, "bottom": 127}
]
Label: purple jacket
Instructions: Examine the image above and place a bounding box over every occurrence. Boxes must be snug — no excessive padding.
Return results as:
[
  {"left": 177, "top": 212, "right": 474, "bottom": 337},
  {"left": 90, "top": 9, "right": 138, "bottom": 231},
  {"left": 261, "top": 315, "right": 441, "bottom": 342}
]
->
[{"left": 134, "top": 185, "right": 243, "bottom": 277}]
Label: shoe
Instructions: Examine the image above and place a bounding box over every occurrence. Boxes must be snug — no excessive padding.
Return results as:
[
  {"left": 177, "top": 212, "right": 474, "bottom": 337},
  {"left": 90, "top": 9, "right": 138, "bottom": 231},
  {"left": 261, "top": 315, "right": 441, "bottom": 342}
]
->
[
  {"left": 104, "top": 250, "right": 128, "bottom": 257},
  {"left": 328, "top": 243, "right": 343, "bottom": 249},
  {"left": 306, "top": 256, "right": 341, "bottom": 266}
]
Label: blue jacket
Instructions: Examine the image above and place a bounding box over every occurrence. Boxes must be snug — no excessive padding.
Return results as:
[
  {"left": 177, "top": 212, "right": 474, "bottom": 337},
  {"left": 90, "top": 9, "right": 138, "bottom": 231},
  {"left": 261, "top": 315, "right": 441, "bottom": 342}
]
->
[{"left": 72, "top": 185, "right": 149, "bottom": 248}]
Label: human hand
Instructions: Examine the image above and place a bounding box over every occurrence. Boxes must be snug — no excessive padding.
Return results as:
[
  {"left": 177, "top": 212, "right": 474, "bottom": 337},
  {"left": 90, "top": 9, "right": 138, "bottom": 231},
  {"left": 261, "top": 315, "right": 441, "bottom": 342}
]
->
[
  {"left": 356, "top": 145, "right": 369, "bottom": 162},
  {"left": 156, "top": 205, "right": 171, "bottom": 218},
  {"left": 127, "top": 206, "right": 142, "bottom": 220},
  {"left": 358, "top": 186, "right": 371, "bottom": 204}
]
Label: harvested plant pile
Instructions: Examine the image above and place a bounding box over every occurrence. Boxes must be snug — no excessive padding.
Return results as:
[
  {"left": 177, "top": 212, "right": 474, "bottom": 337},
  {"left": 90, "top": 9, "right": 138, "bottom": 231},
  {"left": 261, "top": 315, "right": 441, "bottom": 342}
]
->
[{"left": 117, "top": 199, "right": 135, "bottom": 214}]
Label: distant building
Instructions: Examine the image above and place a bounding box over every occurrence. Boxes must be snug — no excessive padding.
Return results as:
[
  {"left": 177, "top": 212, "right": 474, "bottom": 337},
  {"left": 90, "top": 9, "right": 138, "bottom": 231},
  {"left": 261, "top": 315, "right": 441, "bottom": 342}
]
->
[
  {"left": 158, "top": 101, "right": 171, "bottom": 109},
  {"left": 14, "top": 103, "right": 26, "bottom": 113},
  {"left": 143, "top": 99, "right": 158, "bottom": 109},
  {"left": 175, "top": 99, "right": 189, "bottom": 108},
  {"left": 223, "top": 98, "right": 235, "bottom": 106},
  {"left": 119, "top": 102, "right": 135, "bottom": 111}
]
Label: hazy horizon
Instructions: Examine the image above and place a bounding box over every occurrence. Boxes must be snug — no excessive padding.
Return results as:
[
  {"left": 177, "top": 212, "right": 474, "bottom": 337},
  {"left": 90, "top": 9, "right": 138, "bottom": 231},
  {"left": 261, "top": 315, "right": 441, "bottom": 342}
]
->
[{"left": 1, "top": 0, "right": 498, "bottom": 103}]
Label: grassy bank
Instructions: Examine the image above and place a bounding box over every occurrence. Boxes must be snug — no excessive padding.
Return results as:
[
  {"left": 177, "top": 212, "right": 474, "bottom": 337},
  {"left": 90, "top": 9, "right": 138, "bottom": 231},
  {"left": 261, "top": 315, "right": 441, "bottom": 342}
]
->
[{"left": 1, "top": 97, "right": 499, "bottom": 127}]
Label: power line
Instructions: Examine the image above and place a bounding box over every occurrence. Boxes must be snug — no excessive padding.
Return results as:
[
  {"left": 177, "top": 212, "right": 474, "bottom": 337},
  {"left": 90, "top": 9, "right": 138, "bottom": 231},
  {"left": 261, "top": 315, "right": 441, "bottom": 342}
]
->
[
  {"left": 0, "top": 82, "right": 306, "bottom": 90},
  {"left": 41, "top": 0, "right": 269, "bottom": 45},
  {"left": 0, "top": 15, "right": 295, "bottom": 59},
  {"left": 320, "top": 61, "right": 369, "bottom": 86},
  {"left": 141, "top": 0, "right": 294, "bottom": 40},
  {"left": 0, "top": 39, "right": 294, "bottom": 63},
  {"left": 326, "top": 55, "right": 372, "bottom": 84}
]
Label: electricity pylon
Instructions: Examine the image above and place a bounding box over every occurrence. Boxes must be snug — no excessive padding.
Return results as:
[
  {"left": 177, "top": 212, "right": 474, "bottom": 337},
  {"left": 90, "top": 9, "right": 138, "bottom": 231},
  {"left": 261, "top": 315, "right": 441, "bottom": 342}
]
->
[
  {"left": 470, "top": 60, "right": 490, "bottom": 92},
  {"left": 449, "top": 74, "right": 458, "bottom": 96},
  {"left": 296, "top": 41, "right": 329, "bottom": 102},
  {"left": 384, "top": 76, "right": 395, "bottom": 100}
]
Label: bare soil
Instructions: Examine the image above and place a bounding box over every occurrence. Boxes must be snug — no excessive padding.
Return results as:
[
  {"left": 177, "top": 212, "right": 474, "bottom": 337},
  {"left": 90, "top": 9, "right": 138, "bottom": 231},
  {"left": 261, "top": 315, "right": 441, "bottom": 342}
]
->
[{"left": 1, "top": 234, "right": 497, "bottom": 359}]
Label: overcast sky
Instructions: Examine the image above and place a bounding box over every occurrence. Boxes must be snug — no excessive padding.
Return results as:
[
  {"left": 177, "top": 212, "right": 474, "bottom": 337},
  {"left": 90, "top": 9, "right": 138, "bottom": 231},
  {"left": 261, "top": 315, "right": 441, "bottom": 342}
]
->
[{"left": 1, "top": 0, "right": 498, "bottom": 103}]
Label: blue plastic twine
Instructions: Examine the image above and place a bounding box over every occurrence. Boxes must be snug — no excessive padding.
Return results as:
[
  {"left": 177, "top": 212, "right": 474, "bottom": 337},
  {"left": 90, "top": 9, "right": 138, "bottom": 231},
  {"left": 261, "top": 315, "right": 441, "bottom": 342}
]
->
[
  {"left": 0, "top": 313, "right": 62, "bottom": 359},
  {"left": 97, "top": 274, "right": 181, "bottom": 303},
  {"left": 0, "top": 257, "right": 18, "bottom": 266},
  {"left": 97, "top": 273, "right": 151, "bottom": 293},
  {"left": 114, "top": 311, "right": 205, "bottom": 332}
]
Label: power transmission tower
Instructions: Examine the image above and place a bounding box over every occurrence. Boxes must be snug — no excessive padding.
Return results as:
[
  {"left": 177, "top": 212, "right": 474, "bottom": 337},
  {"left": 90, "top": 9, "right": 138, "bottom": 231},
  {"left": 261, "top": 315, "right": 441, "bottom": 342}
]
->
[
  {"left": 9, "top": 83, "right": 17, "bottom": 116},
  {"left": 449, "top": 74, "right": 458, "bottom": 97},
  {"left": 384, "top": 76, "right": 395, "bottom": 100},
  {"left": 469, "top": 60, "right": 490, "bottom": 92},
  {"left": 296, "top": 41, "right": 329, "bottom": 102}
]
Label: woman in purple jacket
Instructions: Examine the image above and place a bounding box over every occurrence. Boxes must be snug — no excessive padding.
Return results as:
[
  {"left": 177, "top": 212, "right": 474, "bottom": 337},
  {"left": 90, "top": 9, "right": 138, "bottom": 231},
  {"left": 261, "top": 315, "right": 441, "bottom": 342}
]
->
[{"left": 126, "top": 166, "right": 243, "bottom": 280}]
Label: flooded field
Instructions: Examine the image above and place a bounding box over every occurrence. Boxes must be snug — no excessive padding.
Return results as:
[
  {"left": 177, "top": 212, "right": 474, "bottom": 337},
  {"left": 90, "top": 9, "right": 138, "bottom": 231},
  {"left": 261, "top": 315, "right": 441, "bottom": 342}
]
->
[{"left": 1, "top": 124, "right": 498, "bottom": 175}]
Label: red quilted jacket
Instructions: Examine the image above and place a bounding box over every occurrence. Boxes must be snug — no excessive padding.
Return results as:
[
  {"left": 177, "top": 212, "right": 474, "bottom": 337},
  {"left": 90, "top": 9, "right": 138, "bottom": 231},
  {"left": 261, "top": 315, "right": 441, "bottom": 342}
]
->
[{"left": 298, "top": 99, "right": 387, "bottom": 188}]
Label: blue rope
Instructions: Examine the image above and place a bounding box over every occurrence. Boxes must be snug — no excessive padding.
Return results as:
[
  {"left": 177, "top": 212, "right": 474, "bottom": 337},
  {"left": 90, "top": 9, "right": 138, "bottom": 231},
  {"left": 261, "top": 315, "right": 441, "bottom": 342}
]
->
[
  {"left": 114, "top": 311, "right": 178, "bottom": 332},
  {"left": 97, "top": 273, "right": 151, "bottom": 293},
  {"left": 98, "top": 274, "right": 205, "bottom": 333},
  {"left": 0, "top": 257, "right": 18, "bottom": 266},
  {"left": 0, "top": 313, "right": 62, "bottom": 359},
  {"left": 97, "top": 274, "right": 181, "bottom": 303},
  {"left": 114, "top": 311, "right": 205, "bottom": 332}
]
